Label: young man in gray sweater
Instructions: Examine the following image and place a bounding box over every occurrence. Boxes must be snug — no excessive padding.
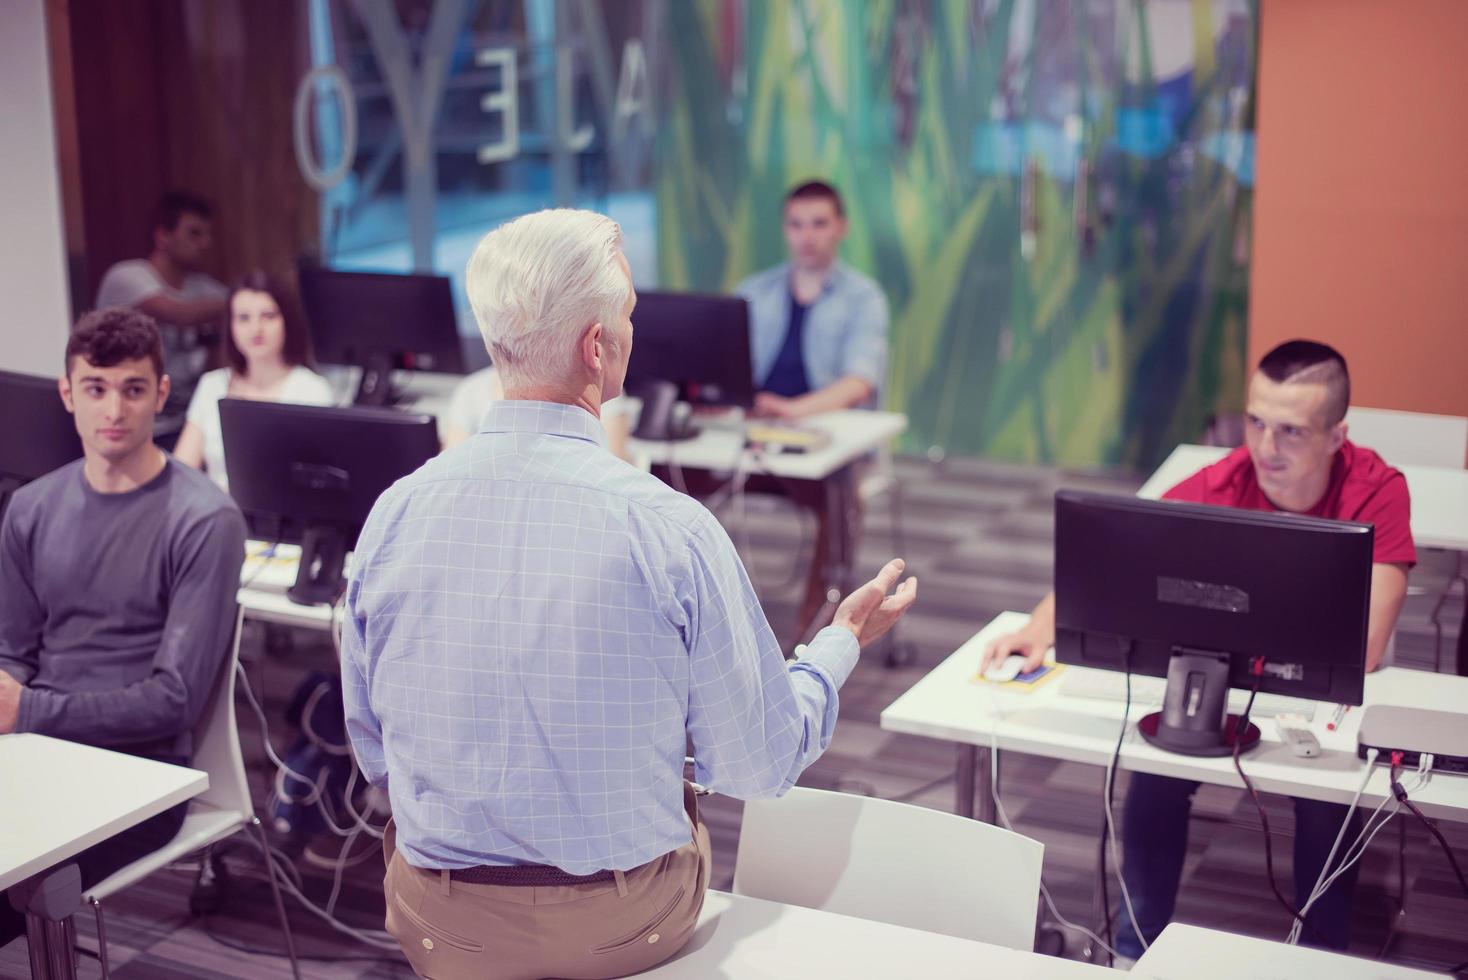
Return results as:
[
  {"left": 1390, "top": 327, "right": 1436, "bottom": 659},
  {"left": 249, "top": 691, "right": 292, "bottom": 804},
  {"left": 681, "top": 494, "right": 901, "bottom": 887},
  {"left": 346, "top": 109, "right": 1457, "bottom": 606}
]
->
[{"left": 0, "top": 308, "right": 245, "bottom": 946}]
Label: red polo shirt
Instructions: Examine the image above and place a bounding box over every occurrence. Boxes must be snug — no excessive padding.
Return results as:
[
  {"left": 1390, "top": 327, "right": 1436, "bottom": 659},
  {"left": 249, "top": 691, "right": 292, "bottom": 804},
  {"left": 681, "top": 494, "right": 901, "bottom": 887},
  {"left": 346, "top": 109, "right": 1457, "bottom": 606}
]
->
[{"left": 1162, "top": 441, "right": 1416, "bottom": 567}]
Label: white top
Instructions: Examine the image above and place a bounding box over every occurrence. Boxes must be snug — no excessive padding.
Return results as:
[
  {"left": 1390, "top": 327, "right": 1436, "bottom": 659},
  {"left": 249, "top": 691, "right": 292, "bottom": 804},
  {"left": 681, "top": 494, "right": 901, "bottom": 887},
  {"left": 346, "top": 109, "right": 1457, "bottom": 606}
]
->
[
  {"left": 185, "top": 366, "right": 337, "bottom": 491},
  {"left": 1132, "top": 922, "right": 1447, "bottom": 978},
  {"left": 639, "top": 890, "right": 1121, "bottom": 979},
  {"left": 0, "top": 733, "right": 207, "bottom": 891},
  {"left": 1139, "top": 443, "right": 1468, "bottom": 551},
  {"left": 444, "top": 365, "right": 632, "bottom": 438}
]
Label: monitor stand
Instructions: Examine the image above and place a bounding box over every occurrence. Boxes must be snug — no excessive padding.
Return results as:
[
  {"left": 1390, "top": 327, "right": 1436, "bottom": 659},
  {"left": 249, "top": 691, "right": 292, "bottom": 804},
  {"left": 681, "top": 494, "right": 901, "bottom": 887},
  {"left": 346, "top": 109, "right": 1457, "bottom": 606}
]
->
[
  {"left": 288, "top": 526, "right": 348, "bottom": 606},
  {"left": 355, "top": 353, "right": 396, "bottom": 406},
  {"left": 1137, "top": 649, "right": 1261, "bottom": 757},
  {"left": 631, "top": 380, "right": 699, "bottom": 442}
]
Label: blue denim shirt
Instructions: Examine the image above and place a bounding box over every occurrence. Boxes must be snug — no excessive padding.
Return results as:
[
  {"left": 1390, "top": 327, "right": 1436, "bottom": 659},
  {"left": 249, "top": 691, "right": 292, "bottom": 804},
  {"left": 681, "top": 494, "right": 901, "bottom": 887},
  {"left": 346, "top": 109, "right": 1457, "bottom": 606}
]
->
[{"left": 736, "top": 261, "right": 890, "bottom": 404}]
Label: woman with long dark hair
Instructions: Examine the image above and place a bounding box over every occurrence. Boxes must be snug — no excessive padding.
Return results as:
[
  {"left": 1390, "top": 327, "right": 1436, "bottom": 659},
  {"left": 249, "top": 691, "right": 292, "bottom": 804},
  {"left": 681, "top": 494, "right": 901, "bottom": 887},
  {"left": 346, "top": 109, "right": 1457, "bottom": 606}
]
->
[{"left": 175, "top": 270, "right": 336, "bottom": 490}]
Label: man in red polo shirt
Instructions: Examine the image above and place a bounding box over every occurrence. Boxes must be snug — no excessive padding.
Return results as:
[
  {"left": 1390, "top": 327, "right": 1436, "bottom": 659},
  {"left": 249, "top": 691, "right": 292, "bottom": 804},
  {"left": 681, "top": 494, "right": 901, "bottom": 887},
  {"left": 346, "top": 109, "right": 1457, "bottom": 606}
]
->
[{"left": 980, "top": 339, "right": 1414, "bottom": 957}]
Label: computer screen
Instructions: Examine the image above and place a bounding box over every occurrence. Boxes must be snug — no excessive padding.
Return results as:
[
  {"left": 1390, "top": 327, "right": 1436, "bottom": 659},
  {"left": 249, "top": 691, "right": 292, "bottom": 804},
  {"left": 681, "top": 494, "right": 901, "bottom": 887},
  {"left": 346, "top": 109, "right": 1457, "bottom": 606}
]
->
[
  {"left": 219, "top": 399, "right": 439, "bottom": 604},
  {"left": 1053, "top": 489, "right": 1373, "bottom": 756},
  {"left": 624, "top": 290, "right": 754, "bottom": 439},
  {"left": 0, "top": 370, "right": 83, "bottom": 520},
  {"left": 298, "top": 267, "right": 469, "bottom": 405}
]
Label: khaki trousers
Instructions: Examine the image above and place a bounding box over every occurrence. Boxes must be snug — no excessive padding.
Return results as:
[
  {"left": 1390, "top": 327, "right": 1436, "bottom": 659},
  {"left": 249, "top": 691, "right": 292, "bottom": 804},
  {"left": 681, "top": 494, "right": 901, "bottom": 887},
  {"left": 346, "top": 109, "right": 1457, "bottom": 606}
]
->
[{"left": 382, "top": 784, "right": 711, "bottom": 980}]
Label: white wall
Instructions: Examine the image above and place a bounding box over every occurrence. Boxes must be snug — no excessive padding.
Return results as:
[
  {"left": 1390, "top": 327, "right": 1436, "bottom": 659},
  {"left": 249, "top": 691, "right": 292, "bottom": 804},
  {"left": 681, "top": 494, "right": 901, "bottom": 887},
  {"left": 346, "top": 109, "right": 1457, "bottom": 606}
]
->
[{"left": 0, "top": 2, "right": 72, "bottom": 377}]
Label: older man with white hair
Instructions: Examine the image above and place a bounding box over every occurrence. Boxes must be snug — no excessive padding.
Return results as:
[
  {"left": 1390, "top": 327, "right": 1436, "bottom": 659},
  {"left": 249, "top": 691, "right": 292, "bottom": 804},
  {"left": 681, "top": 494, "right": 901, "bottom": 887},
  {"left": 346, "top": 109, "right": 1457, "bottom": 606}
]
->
[{"left": 341, "top": 209, "right": 916, "bottom": 980}]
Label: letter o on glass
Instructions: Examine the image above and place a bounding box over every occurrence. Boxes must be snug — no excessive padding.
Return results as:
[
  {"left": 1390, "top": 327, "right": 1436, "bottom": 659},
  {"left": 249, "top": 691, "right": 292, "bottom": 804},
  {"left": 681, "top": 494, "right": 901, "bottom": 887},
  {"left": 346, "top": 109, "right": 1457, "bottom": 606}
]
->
[{"left": 293, "top": 65, "right": 358, "bottom": 191}]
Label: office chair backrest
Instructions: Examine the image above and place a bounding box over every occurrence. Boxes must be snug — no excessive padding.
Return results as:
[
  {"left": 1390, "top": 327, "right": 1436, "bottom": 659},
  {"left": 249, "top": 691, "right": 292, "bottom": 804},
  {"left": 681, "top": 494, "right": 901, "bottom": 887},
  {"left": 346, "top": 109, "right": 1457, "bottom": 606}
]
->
[
  {"left": 190, "top": 607, "right": 251, "bottom": 818},
  {"left": 1345, "top": 407, "right": 1468, "bottom": 469},
  {"left": 733, "top": 786, "right": 1044, "bottom": 951}
]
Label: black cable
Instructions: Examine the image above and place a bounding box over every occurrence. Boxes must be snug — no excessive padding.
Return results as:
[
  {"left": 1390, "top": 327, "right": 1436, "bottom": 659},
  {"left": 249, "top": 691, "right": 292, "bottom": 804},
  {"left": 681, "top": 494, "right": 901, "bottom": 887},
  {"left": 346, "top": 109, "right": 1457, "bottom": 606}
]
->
[
  {"left": 1391, "top": 771, "right": 1468, "bottom": 900},
  {"left": 1232, "top": 665, "right": 1316, "bottom": 941},
  {"left": 240, "top": 540, "right": 281, "bottom": 590},
  {"left": 1099, "top": 640, "right": 1132, "bottom": 963}
]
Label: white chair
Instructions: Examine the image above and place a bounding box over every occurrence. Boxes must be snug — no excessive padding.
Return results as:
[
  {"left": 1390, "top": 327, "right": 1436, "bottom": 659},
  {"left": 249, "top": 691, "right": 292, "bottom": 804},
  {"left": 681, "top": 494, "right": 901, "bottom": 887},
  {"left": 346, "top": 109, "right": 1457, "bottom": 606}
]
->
[
  {"left": 733, "top": 786, "right": 1044, "bottom": 950},
  {"left": 1344, "top": 407, "right": 1467, "bottom": 469},
  {"left": 1344, "top": 407, "right": 1468, "bottom": 671},
  {"left": 83, "top": 608, "right": 301, "bottom": 979}
]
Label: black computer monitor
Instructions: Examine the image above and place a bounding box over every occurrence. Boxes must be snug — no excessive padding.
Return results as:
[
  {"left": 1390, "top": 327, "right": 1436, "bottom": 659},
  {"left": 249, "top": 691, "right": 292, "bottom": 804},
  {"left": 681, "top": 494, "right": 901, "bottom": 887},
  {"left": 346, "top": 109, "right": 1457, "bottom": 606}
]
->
[
  {"left": 1053, "top": 489, "right": 1373, "bottom": 757},
  {"left": 298, "top": 267, "right": 468, "bottom": 405},
  {"left": 219, "top": 399, "right": 439, "bottom": 605},
  {"left": 623, "top": 290, "right": 754, "bottom": 440},
  {"left": 0, "top": 370, "right": 83, "bottom": 520}
]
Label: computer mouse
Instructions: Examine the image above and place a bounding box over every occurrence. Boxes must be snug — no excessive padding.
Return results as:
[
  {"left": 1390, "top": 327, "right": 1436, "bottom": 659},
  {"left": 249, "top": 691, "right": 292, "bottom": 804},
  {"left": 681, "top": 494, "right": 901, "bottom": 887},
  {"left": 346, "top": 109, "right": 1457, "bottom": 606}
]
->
[{"left": 983, "top": 654, "right": 1026, "bottom": 683}]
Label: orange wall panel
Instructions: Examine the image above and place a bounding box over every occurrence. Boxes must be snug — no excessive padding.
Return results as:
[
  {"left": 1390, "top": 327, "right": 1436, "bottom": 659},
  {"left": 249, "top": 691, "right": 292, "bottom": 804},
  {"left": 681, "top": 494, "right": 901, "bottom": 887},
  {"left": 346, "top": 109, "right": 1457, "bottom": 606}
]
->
[{"left": 1249, "top": 0, "right": 1468, "bottom": 421}]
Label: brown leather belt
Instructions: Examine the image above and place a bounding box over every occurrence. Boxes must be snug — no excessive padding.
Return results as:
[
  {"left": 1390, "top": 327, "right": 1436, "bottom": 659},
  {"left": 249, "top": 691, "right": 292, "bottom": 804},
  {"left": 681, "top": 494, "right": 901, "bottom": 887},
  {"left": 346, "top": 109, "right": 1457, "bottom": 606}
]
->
[{"left": 449, "top": 864, "right": 615, "bottom": 887}]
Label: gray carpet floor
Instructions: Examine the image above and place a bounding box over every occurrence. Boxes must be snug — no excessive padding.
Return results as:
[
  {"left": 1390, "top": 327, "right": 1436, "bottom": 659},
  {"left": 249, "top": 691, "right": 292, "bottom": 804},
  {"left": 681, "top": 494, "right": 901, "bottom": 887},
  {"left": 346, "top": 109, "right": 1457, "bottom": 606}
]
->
[{"left": 4, "top": 453, "right": 1465, "bottom": 978}]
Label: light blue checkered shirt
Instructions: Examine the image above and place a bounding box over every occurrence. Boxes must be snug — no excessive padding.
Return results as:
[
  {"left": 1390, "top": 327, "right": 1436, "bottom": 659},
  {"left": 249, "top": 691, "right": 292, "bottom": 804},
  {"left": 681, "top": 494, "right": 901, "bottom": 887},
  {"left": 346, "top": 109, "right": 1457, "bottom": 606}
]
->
[{"left": 342, "top": 400, "right": 859, "bottom": 874}]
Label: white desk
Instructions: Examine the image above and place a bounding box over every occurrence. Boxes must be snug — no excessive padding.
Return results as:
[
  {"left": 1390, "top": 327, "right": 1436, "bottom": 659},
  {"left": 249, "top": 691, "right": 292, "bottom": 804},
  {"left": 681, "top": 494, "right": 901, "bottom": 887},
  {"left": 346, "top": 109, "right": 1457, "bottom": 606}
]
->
[
  {"left": 880, "top": 612, "right": 1468, "bottom": 825},
  {"left": 630, "top": 409, "right": 908, "bottom": 481},
  {"left": 640, "top": 890, "right": 1121, "bottom": 979},
  {"left": 1139, "top": 444, "right": 1468, "bottom": 551},
  {"left": 638, "top": 410, "right": 906, "bottom": 643},
  {"left": 1133, "top": 922, "right": 1448, "bottom": 978},
  {"left": 0, "top": 734, "right": 208, "bottom": 891},
  {"left": 1, "top": 734, "right": 207, "bottom": 979},
  {"left": 237, "top": 543, "right": 337, "bottom": 631},
  {"left": 236, "top": 411, "right": 910, "bottom": 638}
]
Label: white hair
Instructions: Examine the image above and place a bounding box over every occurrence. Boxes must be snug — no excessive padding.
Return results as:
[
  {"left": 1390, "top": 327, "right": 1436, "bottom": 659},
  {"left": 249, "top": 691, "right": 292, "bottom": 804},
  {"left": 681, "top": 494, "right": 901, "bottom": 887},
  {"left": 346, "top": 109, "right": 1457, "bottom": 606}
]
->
[{"left": 464, "top": 209, "right": 628, "bottom": 391}]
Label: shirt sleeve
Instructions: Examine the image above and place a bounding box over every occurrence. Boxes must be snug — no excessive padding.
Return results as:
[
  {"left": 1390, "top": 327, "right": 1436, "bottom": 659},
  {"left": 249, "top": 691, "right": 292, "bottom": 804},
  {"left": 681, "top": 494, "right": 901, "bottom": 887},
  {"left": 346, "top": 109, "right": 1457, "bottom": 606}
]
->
[
  {"left": 96, "top": 262, "right": 164, "bottom": 309},
  {"left": 1358, "top": 472, "right": 1416, "bottom": 567},
  {"left": 0, "top": 507, "right": 43, "bottom": 685},
  {"left": 15, "top": 507, "right": 247, "bottom": 747},
  {"left": 679, "top": 512, "right": 858, "bottom": 799},
  {"left": 290, "top": 369, "right": 338, "bottom": 407},
  {"left": 185, "top": 370, "right": 222, "bottom": 429},
  {"left": 837, "top": 284, "right": 889, "bottom": 391},
  {"left": 341, "top": 514, "right": 388, "bottom": 789}
]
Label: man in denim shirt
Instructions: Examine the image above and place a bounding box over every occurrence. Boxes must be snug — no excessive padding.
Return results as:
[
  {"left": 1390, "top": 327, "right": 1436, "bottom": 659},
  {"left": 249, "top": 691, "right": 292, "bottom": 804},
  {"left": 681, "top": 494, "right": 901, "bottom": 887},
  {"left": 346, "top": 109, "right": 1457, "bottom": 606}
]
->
[
  {"left": 734, "top": 181, "right": 892, "bottom": 635},
  {"left": 735, "top": 180, "right": 889, "bottom": 419}
]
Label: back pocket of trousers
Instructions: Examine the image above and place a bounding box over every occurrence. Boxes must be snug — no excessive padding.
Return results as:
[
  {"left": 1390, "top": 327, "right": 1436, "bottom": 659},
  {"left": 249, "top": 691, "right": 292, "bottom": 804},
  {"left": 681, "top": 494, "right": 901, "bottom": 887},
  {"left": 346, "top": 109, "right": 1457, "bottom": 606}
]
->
[
  {"left": 393, "top": 894, "right": 486, "bottom": 953},
  {"left": 589, "top": 886, "right": 686, "bottom": 955}
]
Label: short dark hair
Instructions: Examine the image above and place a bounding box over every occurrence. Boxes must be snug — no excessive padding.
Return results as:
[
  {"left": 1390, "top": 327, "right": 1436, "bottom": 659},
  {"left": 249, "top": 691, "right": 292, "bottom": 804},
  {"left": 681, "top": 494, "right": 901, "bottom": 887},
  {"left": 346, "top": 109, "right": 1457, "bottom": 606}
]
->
[
  {"left": 222, "top": 270, "right": 317, "bottom": 375},
  {"left": 784, "top": 180, "right": 845, "bottom": 217},
  {"left": 1256, "top": 339, "right": 1351, "bottom": 425},
  {"left": 152, "top": 190, "right": 213, "bottom": 234},
  {"left": 66, "top": 308, "right": 165, "bottom": 379}
]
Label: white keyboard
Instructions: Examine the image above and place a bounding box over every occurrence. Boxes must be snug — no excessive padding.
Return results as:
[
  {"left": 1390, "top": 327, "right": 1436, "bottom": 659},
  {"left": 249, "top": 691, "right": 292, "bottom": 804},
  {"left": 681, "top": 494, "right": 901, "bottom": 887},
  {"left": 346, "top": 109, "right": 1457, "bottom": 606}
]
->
[{"left": 1059, "top": 668, "right": 1318, "bottom": 722}]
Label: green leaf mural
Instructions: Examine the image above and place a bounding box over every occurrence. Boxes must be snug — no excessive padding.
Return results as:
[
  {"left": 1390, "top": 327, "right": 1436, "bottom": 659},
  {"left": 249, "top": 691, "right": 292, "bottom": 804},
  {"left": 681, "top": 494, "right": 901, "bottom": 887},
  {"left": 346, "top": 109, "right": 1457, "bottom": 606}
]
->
[{"left": 652, "top": 0, "right": 1254, "bottom": 469}]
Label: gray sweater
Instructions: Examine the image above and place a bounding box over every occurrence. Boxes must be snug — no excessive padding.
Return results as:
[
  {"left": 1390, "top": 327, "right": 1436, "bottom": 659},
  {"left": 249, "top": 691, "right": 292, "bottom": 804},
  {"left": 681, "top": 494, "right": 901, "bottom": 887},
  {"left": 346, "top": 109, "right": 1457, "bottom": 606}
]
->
[{"left": 0, "top": 456, "right": 245, "bottom": 759}]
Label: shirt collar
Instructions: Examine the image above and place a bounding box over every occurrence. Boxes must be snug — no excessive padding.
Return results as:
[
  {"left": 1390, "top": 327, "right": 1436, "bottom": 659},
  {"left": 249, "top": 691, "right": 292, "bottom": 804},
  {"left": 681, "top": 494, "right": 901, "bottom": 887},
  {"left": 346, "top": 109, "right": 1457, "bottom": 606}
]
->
[
  {"left": 782, "top": 260, "right": 847, "bottom": 298},
  {"left": 478, "top": 399, "right": 609, "bottom": 449}
]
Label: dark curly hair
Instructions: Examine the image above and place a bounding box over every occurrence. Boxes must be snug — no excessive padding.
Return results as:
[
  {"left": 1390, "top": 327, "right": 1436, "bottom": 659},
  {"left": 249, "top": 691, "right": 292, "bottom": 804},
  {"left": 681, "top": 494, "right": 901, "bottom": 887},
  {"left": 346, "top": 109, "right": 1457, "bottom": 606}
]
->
[{"left": 66, "top": 308, "right": 164, "bottom": 379}]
